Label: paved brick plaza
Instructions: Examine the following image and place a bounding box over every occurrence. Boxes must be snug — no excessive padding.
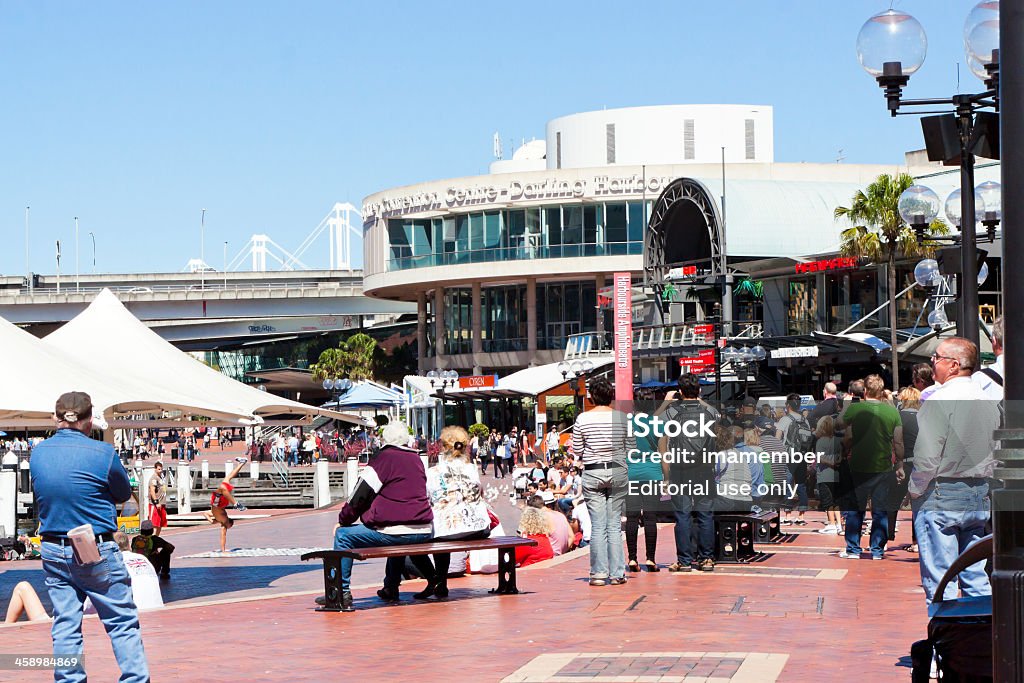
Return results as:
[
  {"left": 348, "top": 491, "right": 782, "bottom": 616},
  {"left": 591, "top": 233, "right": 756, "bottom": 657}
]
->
[{"left": 0, "top": 495, "right": 929, "bottom": 683}]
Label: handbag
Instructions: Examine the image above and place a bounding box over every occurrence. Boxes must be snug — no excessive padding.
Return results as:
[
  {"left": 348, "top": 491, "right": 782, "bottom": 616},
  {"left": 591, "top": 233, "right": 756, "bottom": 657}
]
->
[{"left": 487, "top": 508, "right": 500, "bottom": 531}]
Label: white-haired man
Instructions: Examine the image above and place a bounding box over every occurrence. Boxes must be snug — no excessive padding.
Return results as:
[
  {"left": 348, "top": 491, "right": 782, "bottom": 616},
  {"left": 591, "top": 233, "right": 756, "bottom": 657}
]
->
[
  {"left": 910, "top": 337, "right": 1000, "bottom": 604},
  {"left": 809, "top": 382, "right": 840, "bottom": 428},
  {"left": 323, "top": 421, "right": 436, "bottom": 611}
]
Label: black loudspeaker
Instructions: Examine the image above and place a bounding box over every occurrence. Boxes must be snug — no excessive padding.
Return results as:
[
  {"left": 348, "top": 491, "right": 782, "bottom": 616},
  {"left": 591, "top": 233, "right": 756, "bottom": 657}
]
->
[
  {"left": 938, "top": 247, "right": 988, "bottom": 277},
  {"left": 714, "top": 514, "right": 756, "bottom": 563},
  {"left": 970, "top": 111, "right": 1000, "bottom": 161},
  {"left": 921, "top": 114, "right": 961, "bottom": 165}
]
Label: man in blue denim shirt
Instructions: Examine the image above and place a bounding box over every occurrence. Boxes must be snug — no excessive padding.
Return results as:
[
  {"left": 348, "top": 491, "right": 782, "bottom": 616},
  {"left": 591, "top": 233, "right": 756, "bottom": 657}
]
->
[{"left": 30, "top": 391, "right": 150, "bottom": 683}]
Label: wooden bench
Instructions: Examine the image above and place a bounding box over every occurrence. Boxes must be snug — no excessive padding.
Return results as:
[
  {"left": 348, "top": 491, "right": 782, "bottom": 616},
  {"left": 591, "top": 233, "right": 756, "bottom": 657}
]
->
[{"left": 301, "top": 535, "right": 537, "bottom": 612}]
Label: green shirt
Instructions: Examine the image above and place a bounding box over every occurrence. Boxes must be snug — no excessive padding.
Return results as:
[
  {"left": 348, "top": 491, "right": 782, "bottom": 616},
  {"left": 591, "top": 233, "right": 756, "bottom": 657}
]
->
[{"left": 844, "top": 400, "right": 901, "bottom": 473}]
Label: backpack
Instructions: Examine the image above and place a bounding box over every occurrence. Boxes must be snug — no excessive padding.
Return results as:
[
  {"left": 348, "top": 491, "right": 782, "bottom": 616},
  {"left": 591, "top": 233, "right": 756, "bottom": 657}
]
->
[{"left": 783, "top": 414, "right": 816, "bottom": 453}]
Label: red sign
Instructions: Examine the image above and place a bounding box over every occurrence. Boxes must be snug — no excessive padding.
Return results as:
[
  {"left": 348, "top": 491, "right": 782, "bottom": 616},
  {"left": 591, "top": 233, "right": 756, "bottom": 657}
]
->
[
  {"left": 679, "top": 348, "right": 716, "bottom": 374},
  {"left": 613, "top": 272, "right": 634, "bottom": 403},
  {"left": 458, "top": 375, "right": 496, "bottom": 389},
  {"left": 794, "top": 256, "right": 857, "bottom": 274}
]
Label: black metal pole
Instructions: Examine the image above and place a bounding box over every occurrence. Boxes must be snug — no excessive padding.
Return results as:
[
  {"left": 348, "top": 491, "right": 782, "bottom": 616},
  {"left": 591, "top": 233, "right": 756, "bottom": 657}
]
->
[
  {"left": 993, "top": 2, "right": 1024, "bottom": 679},
  {"left": 958, "top": 103, "right": 980, "bottom": 346}
]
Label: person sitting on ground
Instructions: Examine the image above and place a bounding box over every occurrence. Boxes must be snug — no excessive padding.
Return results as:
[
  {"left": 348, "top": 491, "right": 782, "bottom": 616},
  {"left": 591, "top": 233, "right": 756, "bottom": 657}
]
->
[
  {"left": 571, "top": 498, "right": 591, "bottom": 549},
  {"left": 324, "top": 420, "right": 436, "bottom": 612},
  {"left": 202, "top": 457, "right": 249, "bottom": 552},
  {"left": 528, "top": 459, "right": 547, "bottom": 484},
  {"left": 131, "top": 520, "right": 176, "bottom": 580},
  {"left": 88, "top": 532, "right": 164, "bottom": 613},
  {"left": 526, "top": 481, "right": 539, "bottom": 498},
  {"left": 417, "top": 425, "right": 491, "bottom": 600},
  {"left": 7, "top": 533, "right": 165, "bottom": 624},
  {"left": 533, "top": 492, "right": 571, "bottom": 556},
  {"left": 515, "top": 506, "right": 554, "bottom": 567},
  {"left": 4, "top": 581, "right": 48, "bottom": 623}
]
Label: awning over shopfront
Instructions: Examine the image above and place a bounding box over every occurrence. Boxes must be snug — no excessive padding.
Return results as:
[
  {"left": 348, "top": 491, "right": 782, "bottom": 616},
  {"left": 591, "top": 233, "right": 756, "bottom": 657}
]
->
[
  {"left": 441, "top": 356, "right": 614, "bottom": 400},
  {"left": 404, "top": 375, "right": 439, "bottom": 409}
]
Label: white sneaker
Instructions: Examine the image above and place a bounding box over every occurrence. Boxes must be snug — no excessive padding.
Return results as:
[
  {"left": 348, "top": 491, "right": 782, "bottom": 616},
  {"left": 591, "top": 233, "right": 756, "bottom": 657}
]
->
[
  {"left": 838, "top": 550, "right": 861, "bottom": 559},
  {"left": 818, "top": 525, "right": 839, "bottom": 534}
]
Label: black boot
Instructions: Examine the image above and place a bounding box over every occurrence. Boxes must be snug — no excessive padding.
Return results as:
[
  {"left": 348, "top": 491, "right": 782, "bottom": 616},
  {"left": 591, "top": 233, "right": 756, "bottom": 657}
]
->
[
  {"left": 434, "top": 579, "right": 449, "bottom": 599},
  {"left": 340, "top": 591, "right": 354, "bottom": 612},
  {"left": 413, "top": 581, "right": 437, "bottom": 600}
]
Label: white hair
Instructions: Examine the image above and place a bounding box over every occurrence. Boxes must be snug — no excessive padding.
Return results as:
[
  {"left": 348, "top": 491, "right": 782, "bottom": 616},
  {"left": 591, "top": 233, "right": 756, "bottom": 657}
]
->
[
  {"left": 381, "top": 421, "right": 411, "bottom": 447},
  {"left": 824, "top": 382, "right": 837, "bottom": 396}
]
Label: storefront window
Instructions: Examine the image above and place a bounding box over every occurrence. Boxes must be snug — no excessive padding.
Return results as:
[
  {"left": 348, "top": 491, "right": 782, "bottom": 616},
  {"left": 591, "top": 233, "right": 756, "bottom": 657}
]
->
[
  {"left": 825, "top": 268, "right": 878, "bottom": 332},
  {"left": 443, "top": 289, "right": 473, "bottom": 355},
  {"left": 787, "top": 278, "right": 817, "bottom": 335},
  {"left": 483, "top": 285, "right": 527, "bottom": 352}
]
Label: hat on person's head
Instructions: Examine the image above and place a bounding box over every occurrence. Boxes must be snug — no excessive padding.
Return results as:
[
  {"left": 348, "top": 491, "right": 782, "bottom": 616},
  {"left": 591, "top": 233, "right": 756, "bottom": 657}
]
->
[
  {"left": 754, "top": 416, "right": 775, "bottom": 431},
  {"left": 540, "top": 490, "right": 556, "bottom": 505},
  {"left": 742, "top": 396, "right": 757, "bottom": 407},
  {"left": 139, "top": 520, "right": 155, "bottom": 536},
  {"left": 55, "top": 391, "right": 93, "bottom": 424},
  {"left": 381, "top": 420, "right": 411, "bottom": 447}
]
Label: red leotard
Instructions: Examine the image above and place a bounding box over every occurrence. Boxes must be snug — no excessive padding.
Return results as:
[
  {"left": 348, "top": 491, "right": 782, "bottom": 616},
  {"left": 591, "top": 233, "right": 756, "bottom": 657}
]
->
[{"left": 210, "top": 482, "right": 234, "bottom": 509}]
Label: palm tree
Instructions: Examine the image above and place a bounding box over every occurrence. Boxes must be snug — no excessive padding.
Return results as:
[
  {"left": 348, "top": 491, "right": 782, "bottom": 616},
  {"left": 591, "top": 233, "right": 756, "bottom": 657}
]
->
[
  {"left": 311, "top": 332, "right": 379, "bottom": 385},
  {"left": 834, "top": 173, "right": 948, "bottom": 392}
]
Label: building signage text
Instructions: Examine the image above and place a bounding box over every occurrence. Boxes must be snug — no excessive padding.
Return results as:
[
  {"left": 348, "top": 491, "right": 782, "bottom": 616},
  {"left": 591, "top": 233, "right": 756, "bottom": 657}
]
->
[
  {"left": 770, "top": 346, "right": 820, "bottom": 359},
  {"left": 794, "top": 257, "right": 858, "bottom": 275},
  {"left": 363, "top": 173, "right": 675, "bottom": 219},
  {"left": 458, "top": 374, "right": 497, "bottom": 389}
]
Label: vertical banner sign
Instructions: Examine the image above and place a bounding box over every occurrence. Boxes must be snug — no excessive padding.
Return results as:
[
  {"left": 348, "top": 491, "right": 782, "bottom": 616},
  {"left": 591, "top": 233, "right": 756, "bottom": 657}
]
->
[{"left": 613, "top": 272, "right": 633, "bottom": 403}]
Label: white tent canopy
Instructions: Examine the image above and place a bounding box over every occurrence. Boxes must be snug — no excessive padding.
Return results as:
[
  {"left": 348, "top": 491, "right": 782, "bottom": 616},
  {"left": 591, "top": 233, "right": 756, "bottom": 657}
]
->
[
  {"left": 0, "top": 314, "right": 124, "bottom": 422},
  {"left": 43, "top": 289, "right": 367, "bottom": 425}
]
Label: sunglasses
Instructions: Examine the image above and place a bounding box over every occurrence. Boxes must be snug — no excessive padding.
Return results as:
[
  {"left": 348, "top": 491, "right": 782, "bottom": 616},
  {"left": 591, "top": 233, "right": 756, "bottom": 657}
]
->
[{"left": 930, "top": 353, "right": 958, "bottom": 364}]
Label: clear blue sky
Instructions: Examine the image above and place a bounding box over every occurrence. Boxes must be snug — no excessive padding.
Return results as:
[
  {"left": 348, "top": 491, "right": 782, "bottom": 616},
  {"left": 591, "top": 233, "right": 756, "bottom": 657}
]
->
[{"left": 0, "top": 1, "right": 987, "bottom": 275}]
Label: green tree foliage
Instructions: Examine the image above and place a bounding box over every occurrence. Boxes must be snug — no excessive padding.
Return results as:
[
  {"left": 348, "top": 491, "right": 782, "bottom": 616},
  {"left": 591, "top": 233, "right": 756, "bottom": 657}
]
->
[
  {"left": 834, "top": 173, "right": 949, "bottom": 391},
  {"left": 311, "top": 332, "right": 379, "bottom": 383},
  {"left": 468, "top": 423, "right": 490, "bottom": 439}
]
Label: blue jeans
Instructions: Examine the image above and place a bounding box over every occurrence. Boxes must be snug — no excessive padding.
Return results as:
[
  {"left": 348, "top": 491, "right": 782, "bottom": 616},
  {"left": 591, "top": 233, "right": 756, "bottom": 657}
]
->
[
  {"left": 672, "top": 493, "right": 715, "bottom": 564},
  {"left": 288, "top": 448, "right": 299, "bottom": 467},
  {"left": 582, "top": 468, "right": 628, "bottom": 580},
  {"left": 557, "top": 497, "right": 575, "bottom": 515},
  {"left": 844, "top": 470, "right": 893, "bottom": 557},
  {"left": 913, "top": 480, "right": 990, "bottom": 603},
  {"left": 41, "top": 541, "right": 149, "bottom": 683},
  {"left": 333, "top": 525, "right": 432, "bottom": 590}
]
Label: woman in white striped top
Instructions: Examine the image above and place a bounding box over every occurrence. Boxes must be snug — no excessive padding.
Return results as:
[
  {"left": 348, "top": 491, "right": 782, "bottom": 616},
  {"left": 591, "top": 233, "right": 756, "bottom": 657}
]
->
[{"left": 572, "top": 377, "right": 635, "bottom": 586}]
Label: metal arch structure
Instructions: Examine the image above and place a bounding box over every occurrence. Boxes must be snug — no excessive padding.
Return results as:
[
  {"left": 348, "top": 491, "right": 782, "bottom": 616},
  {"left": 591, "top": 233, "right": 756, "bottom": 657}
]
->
[{"left": 643, "top": 177, "right": 727, "bottom": 315}]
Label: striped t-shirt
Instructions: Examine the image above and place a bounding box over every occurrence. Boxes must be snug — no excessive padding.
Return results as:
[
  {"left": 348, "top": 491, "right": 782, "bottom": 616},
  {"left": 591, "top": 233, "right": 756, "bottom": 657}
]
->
[{"left": 571, "top": 409, "right": 634, "bottom": 467}]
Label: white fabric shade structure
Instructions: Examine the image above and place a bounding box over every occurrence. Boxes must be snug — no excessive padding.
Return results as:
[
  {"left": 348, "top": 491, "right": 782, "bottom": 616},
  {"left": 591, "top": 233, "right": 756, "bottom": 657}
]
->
[
  {"left": 0, "top": 314, "right": 126, "bottom": 422},
  {"left": 440, "top": 356, "right": 614, "bottom": 399},
  {"left": 38, "top": 289, "right": 367, "bottom": 426}
]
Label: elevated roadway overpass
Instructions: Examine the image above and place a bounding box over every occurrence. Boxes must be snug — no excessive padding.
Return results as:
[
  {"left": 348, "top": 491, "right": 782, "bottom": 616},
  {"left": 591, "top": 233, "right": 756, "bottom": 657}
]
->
[{"left": 0, "top": 270, "right": 414, "bottom": 348}]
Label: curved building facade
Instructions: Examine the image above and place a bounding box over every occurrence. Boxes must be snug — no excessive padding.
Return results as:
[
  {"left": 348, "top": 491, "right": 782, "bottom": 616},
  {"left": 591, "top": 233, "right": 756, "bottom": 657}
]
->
[{"left": 362, "top": 105, "right": 919, "bottom": 375}]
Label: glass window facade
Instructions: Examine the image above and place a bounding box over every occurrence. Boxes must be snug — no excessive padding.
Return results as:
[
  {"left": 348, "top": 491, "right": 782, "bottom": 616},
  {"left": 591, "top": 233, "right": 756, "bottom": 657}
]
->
[
  {"left": 483, "top": 285, "right": 527, "bottom": 352},
  {"left": 537, "top": 281, "right": 597, "bottom": 350},
  {"left": 386, "top": 201, "right": 650, "bottom": 271},
  {"left": 443, "top": 289, "right": 472, "bottom": 355}
]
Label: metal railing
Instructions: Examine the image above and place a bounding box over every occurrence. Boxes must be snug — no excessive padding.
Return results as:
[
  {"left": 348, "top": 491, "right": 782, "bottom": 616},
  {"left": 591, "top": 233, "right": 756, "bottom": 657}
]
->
[
  {"left": 387, "top": 241, "right": 643, "bottom": 272},
  {"left": 564, "top": 321, "right": 764, "bottom": 359},
  {"left": 6, "top": 280, "right": 356, "bottom": 297}
]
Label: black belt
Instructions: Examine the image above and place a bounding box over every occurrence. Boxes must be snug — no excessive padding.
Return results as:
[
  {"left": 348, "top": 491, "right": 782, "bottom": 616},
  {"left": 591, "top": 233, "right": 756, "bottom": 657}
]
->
[
  {"left": 935, "top": 477, "right": 989, "bottom": 485},
  {"left": 584, "top": 462, "right": 625, "bottom": 471},
  {"left": 42, "top": 532, "right": 116, "bottom": 546}
]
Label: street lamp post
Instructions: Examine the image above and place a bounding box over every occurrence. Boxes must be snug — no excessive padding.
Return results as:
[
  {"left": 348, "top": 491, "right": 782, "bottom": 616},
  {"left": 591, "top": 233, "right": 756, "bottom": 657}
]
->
[
  {"left": 427, "top": 369, "right": 460, "bottom": 436},
  {"left": 856, "top": 3, "right": 1000, "bottom": 347},
  {"left": 558, "top": 359, "right": 594, "bottom": 416},
  {"left": 89, "top": 232, "right": 96, "bottom": 273},
  {"left": 200, "top": 208, "right": 206, "bottom": 290},
  {"left": 721, "top": 345, "right": 766, "bottom": 400},
  {"left": 74, "top": 217, "right": 80, "bottom": 293},
  {"left": 322, "top": 378, "right": 353, "bottom": 406}
]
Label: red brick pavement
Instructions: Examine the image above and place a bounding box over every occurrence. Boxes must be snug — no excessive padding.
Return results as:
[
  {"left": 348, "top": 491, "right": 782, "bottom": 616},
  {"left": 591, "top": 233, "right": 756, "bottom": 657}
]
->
[{"left": 0, "top": 513, "right": 930, "bottom": 682}]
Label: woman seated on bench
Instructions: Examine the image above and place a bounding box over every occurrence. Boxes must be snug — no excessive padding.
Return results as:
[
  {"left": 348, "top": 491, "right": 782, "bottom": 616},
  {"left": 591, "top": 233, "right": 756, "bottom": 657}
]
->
[{"left": 412, "top": 425, "right": 492, "bottom": 600}]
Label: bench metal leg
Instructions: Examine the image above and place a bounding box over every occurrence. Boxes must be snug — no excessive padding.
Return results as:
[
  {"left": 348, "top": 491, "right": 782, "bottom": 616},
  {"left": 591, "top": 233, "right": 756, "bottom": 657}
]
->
[
  {"left": 317, "top": 556, "right": 346, "bottom": 612},
  {"left": 490, "top": 547, "right": 519, "bottom": 595}
]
